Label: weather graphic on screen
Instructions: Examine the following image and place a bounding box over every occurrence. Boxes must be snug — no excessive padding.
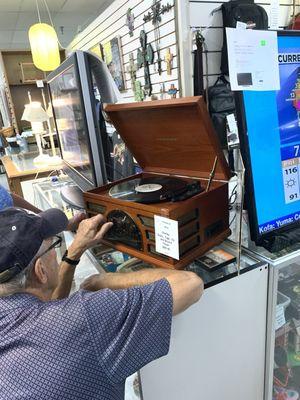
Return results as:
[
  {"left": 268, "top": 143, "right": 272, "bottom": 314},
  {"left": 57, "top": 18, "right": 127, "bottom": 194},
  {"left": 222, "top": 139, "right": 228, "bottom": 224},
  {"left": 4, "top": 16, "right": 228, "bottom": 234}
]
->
[
  {"left": 243, "top": 35, "right": 300, "bottom": 237},
  {"left": 277, "top": 63, "right": 300, "bottom": 206}
]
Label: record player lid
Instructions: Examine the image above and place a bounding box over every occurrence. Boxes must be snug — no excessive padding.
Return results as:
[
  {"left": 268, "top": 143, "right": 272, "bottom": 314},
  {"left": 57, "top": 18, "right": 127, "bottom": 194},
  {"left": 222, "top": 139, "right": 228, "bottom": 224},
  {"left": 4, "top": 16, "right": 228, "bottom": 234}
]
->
[{"left": 104, "top": 97, "right": 231, "bottom": 181}]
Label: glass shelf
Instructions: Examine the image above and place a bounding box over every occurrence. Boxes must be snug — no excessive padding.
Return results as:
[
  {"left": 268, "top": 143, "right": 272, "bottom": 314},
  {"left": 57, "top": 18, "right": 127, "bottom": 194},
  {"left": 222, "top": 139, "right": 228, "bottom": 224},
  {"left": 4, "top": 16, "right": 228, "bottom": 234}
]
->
[{"left": 273, "top": 262, "right": 300, "bottom": 400}]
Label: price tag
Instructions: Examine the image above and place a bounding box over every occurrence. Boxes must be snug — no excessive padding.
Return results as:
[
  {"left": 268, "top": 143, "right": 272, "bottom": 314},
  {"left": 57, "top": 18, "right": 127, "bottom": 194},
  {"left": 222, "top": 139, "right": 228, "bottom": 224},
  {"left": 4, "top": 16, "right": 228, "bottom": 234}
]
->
[
  {"left": 36, "top": 80, "right": 44, "bottom": 88},
  {"left": 154, "top": 215, "right": 179, "bottom": 260},
  {"left": 275, "top": 305, "right": 286, "bottom": 330},
  {"left": 269, "top": 0, "right": 280, "bottom": 29},
  {"left": 236, "top": 21, "right": 247, "bottom": 30},
  {"left": 226, "top": 114, "right": 238, "bottom": 133}
]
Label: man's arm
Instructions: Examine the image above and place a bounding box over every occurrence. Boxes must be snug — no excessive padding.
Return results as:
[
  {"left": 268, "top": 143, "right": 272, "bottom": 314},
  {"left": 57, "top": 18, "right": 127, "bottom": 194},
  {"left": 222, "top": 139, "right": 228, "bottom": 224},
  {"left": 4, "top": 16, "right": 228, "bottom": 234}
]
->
[
  {"left": 81, "top": 269, "right": 204, "bottom": 316},
  {"left": 51, "top": 214, "right": 113, "bottom": 300}
]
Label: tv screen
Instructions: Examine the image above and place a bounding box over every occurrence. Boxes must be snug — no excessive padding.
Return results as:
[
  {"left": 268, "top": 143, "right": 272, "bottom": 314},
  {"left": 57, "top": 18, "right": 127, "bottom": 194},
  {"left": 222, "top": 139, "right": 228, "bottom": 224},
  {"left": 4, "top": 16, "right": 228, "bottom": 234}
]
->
[
  {"left": 239, "top": 32, "right": 300, "bottom": 242},
  {"left": 49, "top": 64, "right": 95, "bottom": 186}
]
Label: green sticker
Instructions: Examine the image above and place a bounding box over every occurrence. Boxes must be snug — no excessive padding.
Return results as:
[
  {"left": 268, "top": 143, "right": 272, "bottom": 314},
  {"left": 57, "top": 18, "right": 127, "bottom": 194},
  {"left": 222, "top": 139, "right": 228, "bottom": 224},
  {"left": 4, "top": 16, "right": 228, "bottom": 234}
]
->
[{"left": 260, "top": 40, "right": 266, "bottom": 46}]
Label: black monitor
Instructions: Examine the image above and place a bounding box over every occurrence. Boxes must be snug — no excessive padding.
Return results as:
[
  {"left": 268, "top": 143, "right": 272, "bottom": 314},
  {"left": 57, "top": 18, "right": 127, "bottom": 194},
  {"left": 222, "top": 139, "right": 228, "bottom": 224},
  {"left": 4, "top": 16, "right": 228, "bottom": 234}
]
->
[
  {"left": 236, "top": 31, "right": 300, "bottom": 247},
  {"left": 47, "top": 51, "right": 119, "bottom": 191}
]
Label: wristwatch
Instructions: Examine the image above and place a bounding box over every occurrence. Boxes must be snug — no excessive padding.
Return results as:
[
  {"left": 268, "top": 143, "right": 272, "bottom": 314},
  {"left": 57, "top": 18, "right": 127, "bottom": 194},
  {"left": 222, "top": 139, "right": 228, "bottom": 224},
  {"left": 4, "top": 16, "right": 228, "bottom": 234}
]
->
[{"left": 62, "top": 250, "right": 80, "bottom": 266}]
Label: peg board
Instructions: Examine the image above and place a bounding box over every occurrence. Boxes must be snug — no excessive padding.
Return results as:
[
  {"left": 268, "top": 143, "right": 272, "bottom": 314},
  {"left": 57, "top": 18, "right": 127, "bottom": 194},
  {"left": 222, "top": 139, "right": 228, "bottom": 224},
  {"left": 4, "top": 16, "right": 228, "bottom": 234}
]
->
[{"left": 67, "top": 0, "right": 180, "bottom": 102}]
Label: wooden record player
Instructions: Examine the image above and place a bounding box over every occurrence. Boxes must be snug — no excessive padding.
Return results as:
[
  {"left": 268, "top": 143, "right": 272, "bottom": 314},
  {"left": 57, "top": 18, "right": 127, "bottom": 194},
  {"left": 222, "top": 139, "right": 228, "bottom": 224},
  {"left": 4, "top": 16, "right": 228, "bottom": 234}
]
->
[{"left": 83, "top": 97, "right": 232, "bottom": 269}]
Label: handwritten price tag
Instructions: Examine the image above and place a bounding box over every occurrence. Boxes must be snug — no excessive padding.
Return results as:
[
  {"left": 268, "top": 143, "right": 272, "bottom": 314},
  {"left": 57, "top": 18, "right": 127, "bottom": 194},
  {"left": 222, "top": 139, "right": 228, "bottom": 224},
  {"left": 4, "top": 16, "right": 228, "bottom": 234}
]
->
[{"left": 154, "top": 215, "right": 179, "bottom": 260}]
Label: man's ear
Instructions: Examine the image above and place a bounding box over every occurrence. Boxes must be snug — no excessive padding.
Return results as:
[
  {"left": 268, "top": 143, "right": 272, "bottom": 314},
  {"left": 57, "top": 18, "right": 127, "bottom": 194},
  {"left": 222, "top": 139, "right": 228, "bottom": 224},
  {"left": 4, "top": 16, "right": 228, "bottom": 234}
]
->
[{"left": 34, "top": 258, "right": 48, "bottom": 285}]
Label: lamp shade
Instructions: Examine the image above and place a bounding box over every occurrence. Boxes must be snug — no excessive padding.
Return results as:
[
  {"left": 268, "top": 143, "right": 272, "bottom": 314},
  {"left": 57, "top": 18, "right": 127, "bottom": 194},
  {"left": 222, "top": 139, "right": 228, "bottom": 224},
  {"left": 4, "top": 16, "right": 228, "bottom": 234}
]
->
[
  {"left": 21, "top": 102, "right": 48, "bottom": 122},
  {"left": 29, "top": 23, "right": 60, "bottom": 71}
]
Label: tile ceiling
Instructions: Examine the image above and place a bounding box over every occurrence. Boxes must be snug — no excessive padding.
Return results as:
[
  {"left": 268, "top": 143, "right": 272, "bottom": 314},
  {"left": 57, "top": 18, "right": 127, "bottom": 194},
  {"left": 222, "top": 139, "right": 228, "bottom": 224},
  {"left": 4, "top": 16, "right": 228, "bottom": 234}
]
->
[{"left": 0, "top": 0, "right": 113, "bottom": 50}]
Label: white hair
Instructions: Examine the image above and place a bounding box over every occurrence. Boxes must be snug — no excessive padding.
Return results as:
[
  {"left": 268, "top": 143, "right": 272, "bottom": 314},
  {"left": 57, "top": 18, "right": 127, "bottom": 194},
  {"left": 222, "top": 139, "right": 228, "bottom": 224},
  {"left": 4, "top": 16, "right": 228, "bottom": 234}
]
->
[{"left": 0, "top": 241, "right": 48, "bottom": 297}]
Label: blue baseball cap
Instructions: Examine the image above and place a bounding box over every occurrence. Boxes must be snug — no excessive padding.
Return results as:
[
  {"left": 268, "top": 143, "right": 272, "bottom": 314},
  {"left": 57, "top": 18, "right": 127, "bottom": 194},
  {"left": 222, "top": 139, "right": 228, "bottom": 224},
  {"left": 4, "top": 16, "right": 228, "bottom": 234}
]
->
[{"left": 0, "top": 207, "right": 68, "bottom": 283}]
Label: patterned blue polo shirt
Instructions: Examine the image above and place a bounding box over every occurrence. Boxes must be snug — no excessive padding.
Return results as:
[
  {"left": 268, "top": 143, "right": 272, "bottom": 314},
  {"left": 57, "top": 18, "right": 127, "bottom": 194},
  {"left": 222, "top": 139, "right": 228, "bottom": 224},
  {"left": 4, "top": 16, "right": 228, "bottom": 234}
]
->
[
  {"left": 0, "top": 279, "right": 172, "bottom": 400},
  {"left": 0, "top": 185, "right": 13, "bottom": 210}
]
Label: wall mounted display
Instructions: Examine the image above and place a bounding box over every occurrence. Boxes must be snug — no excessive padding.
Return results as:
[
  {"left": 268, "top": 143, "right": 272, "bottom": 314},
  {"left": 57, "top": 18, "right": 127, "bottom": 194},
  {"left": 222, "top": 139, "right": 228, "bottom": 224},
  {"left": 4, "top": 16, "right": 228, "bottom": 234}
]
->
[
  {"left": 126, "top": 52, "right": 137, "bottom": 89},
  {"left": 137, "top": 30, "right": 154, "bottom": 96},
  {"left": 134, "top": 81, "right": 145, "bottom": 101},
  {"left": 126, "top": 8, "right": 135, "bottom": 37},
  {"left": 168, "top": 84, "right": 178, "bottom": 98},
  {"left": 68, "top": 0, "right": 179, "bottom": 103},
  {"left": 143, "top": 0, "right": 172, "bottom": 75},
  {"left": 103, "top": 36, "right": 126, "bottom": 91},
  {"left": 164, "top": 48, "right": 174, "bottom": 75}
]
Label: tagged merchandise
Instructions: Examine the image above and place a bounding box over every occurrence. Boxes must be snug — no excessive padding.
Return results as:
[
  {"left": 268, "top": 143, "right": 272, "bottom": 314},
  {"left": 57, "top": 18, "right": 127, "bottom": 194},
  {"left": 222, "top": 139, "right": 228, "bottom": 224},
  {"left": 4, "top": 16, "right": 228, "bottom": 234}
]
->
[
  {"left": 220, "top": 0, "right": 268, "bottom": 75},
  {"left": 207, "top": 75, "right": 236, "bottom": 149}
]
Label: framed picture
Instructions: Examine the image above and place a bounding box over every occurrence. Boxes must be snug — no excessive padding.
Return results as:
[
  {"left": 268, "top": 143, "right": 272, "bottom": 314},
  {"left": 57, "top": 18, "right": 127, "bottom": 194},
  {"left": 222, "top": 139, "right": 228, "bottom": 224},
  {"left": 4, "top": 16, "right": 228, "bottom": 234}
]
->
[
  {"left": 19, "top": 62, "right": 46, "bottom": 83},
  {"left": 89, "top": 43, "right": 104, "bottom": 61},
  {"left": 103, "top": 36, "right": 126, "bottom": 91}
]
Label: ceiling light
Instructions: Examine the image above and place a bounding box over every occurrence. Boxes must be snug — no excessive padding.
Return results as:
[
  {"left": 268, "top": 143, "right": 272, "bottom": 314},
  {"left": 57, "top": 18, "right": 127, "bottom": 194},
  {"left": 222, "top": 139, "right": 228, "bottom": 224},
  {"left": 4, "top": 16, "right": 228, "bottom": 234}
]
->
[{"left": 28, "top": 0, "right": 60, "bottom": 72}]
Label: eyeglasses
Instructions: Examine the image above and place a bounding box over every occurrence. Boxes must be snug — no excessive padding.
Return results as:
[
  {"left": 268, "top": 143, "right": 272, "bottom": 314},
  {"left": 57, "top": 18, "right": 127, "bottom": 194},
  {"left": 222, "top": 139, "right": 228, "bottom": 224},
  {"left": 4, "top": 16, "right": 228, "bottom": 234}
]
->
[{"left": 39, "top": 235, "right": 62, "bottom": 258}]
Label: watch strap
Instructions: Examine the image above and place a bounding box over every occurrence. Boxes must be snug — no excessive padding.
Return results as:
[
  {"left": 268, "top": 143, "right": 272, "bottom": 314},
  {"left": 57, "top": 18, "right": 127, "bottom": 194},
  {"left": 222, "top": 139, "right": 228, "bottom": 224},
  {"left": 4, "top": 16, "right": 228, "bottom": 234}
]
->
[{"left": 62, "top": 250, "right": 80, "bottom": 266}]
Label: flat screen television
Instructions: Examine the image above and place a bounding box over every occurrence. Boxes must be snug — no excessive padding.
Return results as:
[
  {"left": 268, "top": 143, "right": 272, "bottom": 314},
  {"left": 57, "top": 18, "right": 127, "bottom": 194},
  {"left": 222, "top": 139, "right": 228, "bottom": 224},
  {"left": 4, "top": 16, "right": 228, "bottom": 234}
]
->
[
  {"left": 47, "top": 50, "right": 119, "bottom": 191},
  {"left": 237, "top": 31, "right": 300, "bottom": 248}
]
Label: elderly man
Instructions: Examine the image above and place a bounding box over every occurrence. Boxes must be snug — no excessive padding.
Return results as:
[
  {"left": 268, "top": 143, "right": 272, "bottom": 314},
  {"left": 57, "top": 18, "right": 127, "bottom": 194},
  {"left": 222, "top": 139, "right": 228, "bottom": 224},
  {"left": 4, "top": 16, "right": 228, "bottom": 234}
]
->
[{"left": 0, "top": 207, "right": 203, "bottom": 400}]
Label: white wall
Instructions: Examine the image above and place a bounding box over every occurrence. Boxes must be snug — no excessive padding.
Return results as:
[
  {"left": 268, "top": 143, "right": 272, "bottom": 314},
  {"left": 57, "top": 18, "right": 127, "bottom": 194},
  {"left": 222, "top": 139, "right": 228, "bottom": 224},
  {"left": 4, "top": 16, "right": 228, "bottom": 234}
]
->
[{"left": 68, "top": 0, "right": 180, "bottom": 102}]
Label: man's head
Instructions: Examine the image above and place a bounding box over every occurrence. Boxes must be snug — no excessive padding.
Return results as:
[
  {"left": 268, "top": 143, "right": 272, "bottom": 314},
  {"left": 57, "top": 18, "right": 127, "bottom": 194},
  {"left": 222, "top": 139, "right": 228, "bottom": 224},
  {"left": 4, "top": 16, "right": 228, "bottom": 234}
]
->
[{"left": 0, "top": 207, "right": 68, "bottom": 297}]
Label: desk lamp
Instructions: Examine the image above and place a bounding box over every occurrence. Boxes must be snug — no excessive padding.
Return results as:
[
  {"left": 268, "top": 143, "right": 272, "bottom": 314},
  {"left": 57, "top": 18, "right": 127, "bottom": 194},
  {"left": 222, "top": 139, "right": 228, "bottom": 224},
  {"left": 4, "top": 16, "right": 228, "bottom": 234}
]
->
[{"left": 21, "top": 102, "right": 51, "bottom": 166}]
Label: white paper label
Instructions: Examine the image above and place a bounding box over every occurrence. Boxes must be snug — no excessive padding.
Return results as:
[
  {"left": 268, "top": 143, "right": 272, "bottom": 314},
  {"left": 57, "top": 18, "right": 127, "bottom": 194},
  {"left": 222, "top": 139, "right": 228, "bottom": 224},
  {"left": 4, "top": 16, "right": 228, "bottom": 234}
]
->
[
  {"left": 36, "top": 80, "right": 44, "bottom": 88},
  {"left": 154, "top": 215, "right": 179, "bottom": 260},
  {"left": 269, "top": 0, "right": 280, "bottom": 29},
  {"left": 226, "top": 28, "right": 280, "bottom": 91},
  {"left": 236, "top": 21, "right": 247, "bottom": 30},
  {"left": 226, "top": 114, "right": 238, "bottom": 133},
  {"left": 275, "top": 305, "right": 286, "bottom": 330}
]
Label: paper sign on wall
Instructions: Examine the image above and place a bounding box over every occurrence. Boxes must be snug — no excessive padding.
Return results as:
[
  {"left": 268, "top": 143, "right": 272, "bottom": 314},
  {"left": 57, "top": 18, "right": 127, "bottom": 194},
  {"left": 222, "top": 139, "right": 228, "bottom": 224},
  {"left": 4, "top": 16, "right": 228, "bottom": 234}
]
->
[
  {"left": 269, "top": 0, "right": 280, "bottom": 29},
  {"left": 154, "top": 215, "right": 179, "bottom": 260},
  {"left": 226, "top": 28, "right": 280, "bottom": 91}
]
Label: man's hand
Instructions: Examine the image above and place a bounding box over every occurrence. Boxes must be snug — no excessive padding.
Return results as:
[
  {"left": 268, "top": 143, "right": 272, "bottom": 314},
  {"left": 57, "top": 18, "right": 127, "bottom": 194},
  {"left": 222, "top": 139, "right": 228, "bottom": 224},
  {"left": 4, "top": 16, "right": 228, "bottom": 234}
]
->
[
  {"left": 67, "top": 215, "right": 113, "bottom": 260},
  {"left": 66, "top": 212, "right": 87, "bottom": 232}
]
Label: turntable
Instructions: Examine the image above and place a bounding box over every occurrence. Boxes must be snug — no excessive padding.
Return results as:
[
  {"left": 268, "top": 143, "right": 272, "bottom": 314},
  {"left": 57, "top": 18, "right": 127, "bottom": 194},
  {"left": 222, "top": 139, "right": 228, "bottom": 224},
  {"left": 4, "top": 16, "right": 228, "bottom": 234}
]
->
[{"left": 84, "top": 97, "right": 232, "bottom": 269}]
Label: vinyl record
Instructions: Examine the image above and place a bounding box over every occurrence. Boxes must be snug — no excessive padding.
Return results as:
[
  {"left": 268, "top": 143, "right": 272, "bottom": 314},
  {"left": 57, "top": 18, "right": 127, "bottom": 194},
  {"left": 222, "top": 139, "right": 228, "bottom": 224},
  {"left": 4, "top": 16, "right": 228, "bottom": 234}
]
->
[{"left": 109, "top": 176, "right": 188, "bottom": 204}]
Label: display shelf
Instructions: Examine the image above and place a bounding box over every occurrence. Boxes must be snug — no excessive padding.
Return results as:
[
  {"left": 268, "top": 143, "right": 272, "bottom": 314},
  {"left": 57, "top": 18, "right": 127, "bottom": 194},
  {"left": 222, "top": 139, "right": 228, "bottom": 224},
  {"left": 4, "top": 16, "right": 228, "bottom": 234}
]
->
[
  {"left": 244, "top": 245, "right": 300, "bottom": 400},
  {"left": 140, "top": 250, "right": 268, "bottom": 400},
  {"left": 186, "top": 240, "right": 264, "bottom": 288}
]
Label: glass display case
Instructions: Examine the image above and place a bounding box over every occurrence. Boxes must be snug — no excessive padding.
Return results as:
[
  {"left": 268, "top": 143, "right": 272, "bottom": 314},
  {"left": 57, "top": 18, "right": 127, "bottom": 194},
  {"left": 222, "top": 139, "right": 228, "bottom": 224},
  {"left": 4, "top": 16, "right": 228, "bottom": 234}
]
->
[
  {"left": 32, "top": 175, "right": 75, "bottom": 218},
  {"left": 245, "top": 244, "right": 300, "bottom": 400}
]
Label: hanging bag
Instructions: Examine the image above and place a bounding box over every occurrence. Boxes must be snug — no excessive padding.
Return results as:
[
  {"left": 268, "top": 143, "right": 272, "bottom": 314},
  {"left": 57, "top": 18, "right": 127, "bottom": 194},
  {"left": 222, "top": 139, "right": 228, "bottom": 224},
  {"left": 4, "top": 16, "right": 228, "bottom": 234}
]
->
[
  {"left": 207, "top": 75, "right": 236, "bottom": 149},
  {"left": 221, "top": 0, "right": 268, "bottom": 75}
]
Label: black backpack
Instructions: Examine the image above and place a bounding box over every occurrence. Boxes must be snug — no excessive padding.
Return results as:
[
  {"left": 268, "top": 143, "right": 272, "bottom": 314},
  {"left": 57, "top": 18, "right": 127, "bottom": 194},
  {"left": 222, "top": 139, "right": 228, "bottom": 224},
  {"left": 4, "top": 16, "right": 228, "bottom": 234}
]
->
[
  {"left": 221, "top": 0, "right": 268, "bottom": 75},
  {"left": 208, "top": 75, "right": 236, "bottom": 149}
]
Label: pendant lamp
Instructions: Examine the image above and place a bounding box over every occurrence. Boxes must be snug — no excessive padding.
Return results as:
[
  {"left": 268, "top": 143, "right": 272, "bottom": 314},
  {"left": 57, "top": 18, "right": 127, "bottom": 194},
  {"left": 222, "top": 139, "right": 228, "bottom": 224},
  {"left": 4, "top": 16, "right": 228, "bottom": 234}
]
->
[{"left": 28, "top": 1, "right": 60, "bottom": 72}]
